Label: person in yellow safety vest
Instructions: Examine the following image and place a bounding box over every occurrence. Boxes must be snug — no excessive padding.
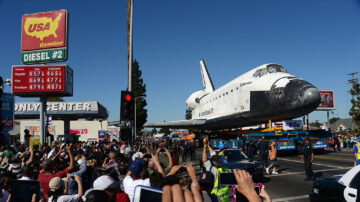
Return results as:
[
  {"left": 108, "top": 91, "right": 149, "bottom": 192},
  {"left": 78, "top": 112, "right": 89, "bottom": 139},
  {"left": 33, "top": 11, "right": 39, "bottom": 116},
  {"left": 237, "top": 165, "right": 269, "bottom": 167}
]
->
[
  {"left": 202, "top": 137, "right": 229, "bottom": 202},
  {"left": 210, "top": 155, "right": 229, "bottom": 202},
  {"left": 265, "top": 140, "right": 279, "bottom": 175},
  {"left": 353, "top": 139, "right": 360, "bottom": 166}
]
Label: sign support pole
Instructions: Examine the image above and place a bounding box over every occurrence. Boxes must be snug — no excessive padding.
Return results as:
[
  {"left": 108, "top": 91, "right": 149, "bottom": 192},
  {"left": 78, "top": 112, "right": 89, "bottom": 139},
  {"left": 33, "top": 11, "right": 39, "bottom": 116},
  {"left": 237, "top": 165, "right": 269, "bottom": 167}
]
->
[
  {"left": 40, "top": 96, "right": 47, "bottom": 145},
  {"left": 327, "top": 110, "right": 330, "bottom": 131}
]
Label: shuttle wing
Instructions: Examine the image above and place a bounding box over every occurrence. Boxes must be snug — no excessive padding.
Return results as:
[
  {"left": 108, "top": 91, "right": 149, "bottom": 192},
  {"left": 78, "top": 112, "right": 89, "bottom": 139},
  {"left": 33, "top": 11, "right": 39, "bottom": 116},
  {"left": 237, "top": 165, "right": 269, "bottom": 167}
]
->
[{"left": 145, "top": 119, "right": 206, "bottom": 129}]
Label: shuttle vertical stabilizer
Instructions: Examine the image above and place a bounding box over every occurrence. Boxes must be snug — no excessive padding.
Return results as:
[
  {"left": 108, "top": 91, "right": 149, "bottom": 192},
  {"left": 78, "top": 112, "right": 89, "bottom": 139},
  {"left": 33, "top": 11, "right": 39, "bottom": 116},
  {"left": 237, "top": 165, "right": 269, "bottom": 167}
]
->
[{"left": 200, "top": 59, "right": 215, "bottom": 93}]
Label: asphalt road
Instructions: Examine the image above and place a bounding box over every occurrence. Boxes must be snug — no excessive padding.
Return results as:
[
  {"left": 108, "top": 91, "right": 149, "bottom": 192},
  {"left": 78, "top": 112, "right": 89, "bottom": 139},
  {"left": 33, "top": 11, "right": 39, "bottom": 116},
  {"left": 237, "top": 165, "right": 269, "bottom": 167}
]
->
[
  {"left": 262, "top": 150, "right": 355, "bottom": 202},
  {"left": 157, "top": 148, "right": 355, "bottom": 202}
]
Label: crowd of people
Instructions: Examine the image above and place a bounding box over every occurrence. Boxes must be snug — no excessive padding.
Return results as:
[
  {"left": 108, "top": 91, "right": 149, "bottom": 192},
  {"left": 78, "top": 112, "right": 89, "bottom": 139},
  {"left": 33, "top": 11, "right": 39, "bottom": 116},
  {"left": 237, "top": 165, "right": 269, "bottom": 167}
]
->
[
  {"left": 0, "top": 134, "right": 272, "bottom": 202},
  {"left": 328, "top": 133, "right": 360, "bottom": 152}
]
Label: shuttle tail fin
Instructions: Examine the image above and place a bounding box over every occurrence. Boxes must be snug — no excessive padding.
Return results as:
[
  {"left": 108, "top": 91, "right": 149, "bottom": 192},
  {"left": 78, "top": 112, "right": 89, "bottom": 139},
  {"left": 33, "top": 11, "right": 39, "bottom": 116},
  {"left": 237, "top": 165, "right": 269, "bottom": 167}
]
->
[{"left": 200, "top": 59, "right": 215, "bottom": 93}]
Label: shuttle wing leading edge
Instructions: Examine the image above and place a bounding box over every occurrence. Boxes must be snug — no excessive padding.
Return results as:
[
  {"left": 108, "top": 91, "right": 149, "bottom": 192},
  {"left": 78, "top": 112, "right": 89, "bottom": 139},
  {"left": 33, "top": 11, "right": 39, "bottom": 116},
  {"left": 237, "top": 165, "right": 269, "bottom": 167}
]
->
[{"left": 145, "top": 119, "right": 206, "bottom": 129}]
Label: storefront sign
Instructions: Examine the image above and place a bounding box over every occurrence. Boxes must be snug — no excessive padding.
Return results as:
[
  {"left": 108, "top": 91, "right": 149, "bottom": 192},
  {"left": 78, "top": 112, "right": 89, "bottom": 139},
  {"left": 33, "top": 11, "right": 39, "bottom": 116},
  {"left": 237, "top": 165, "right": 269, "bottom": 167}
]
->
[
  {"left": 70, "top": 129, "right": 88, "bottom": 135},
  {"left": 21, "top": 10, "right": 68, "bottom": 64},
  {"left": 15, "top": 102, "right": 98, "bottom": 113},
  {"left": 25, "top": 125, "right": 56, "bottom": 137},
  {"left": 29, "top": 137, "right": 40, "bottom": 150},
  {"left": 317, "top": 91, "right": 335, "bottom": 111}
]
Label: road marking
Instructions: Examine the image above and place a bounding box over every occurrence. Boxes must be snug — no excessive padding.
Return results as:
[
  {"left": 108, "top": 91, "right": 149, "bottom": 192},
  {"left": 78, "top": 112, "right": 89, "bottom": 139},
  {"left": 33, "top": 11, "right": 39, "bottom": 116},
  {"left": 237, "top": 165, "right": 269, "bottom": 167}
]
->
[
  {"left": 315, "top": 155, "right": 354, "bottom": 162},
  {"left": 272, "top": 194, "right": 309, "bottom": 202},
  {"left": 268, "top": 167, "right": 351, "bottom": 177},
  {"left": 278, "top": 157, "right": 351, "bottom": 169}
]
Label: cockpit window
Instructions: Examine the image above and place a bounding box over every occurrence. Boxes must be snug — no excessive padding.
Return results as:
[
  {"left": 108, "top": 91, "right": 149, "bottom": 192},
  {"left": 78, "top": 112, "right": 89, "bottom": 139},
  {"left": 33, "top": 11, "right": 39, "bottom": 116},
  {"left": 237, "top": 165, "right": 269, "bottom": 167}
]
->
[{"left": 253, "top": 64, "right": 288, "bottom": 78}]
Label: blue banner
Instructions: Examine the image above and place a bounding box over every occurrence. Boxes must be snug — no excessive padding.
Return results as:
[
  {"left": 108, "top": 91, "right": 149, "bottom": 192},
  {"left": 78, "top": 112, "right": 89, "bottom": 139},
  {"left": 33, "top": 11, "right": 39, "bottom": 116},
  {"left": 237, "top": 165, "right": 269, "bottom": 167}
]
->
[
  {"left": 98, "top": 130, "right": 106, "bottom": 141},
  {"left": 1, "top": 93, "right": 15, "bottom": 131}
]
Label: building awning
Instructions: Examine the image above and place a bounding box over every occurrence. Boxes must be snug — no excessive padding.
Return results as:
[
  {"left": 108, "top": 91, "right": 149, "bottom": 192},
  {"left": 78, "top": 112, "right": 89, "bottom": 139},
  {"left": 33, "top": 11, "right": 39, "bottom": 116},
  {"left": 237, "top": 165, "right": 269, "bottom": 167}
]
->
[{"left": 15, "top": 101, "right": 108, "bottom": 120}]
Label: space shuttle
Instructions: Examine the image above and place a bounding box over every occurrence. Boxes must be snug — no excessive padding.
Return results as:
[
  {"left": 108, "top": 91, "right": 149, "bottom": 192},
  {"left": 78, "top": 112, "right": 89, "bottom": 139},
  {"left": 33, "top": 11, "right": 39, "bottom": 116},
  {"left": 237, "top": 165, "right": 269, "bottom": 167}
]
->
[{"left": 146, "top": 60, "right": 321, "bottom": 130}]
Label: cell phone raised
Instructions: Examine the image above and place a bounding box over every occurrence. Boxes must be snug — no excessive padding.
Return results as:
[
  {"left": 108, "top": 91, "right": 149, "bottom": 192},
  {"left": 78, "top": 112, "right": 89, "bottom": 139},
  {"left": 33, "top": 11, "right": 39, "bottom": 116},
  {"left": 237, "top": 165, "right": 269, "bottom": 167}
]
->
[
  {"left": 160, "top": 148, "right": 165, "bottom": 152},
  {"left": 179, "top": 166, "right": 187, "bottom": 173},
  {"left": 254, "top": 183, "right": 262, "bottom": 195},
  {"left": 133, "top": 185, "right": 163, "bottom": 202},
  {"left": 219, "top": 172, "right": 237, "bottom": 185},
  {"left": 143, "top": 154, "right": 152, "bottom": 159}
]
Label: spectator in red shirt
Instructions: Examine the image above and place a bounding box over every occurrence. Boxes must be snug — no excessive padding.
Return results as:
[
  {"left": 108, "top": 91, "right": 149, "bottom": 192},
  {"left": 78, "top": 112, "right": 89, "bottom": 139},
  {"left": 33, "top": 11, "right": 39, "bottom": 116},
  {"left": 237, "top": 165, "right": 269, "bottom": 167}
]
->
[{"left": 38, "top": 144, "right": 74, "bottom": 201}]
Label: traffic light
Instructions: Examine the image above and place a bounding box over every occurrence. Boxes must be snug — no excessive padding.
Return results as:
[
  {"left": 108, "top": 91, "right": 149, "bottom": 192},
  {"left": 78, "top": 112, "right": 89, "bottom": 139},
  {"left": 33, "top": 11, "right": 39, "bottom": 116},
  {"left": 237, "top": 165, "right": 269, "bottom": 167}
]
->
[
  {"left": 120, "top": 127, "right": 132, "bottom": 141},
  {"left": 121, "top": 91, "right": 134, "bottom": 121},
  {"left": 0, "top": 76, "right": 3, "bottom": 97}
]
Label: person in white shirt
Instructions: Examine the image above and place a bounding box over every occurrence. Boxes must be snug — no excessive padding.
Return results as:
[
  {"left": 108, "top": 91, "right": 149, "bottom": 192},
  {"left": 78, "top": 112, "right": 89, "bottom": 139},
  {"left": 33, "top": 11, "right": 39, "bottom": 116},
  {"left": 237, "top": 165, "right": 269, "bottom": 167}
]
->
[
  {"left": 123, "top": 159, "right": 150, "bottom": 202},
  {"left": 47, "top": 145, "right": 58, "bottom": 159},
  {"left": 8, "top": 149, "right": 33, "bottom": 178}
]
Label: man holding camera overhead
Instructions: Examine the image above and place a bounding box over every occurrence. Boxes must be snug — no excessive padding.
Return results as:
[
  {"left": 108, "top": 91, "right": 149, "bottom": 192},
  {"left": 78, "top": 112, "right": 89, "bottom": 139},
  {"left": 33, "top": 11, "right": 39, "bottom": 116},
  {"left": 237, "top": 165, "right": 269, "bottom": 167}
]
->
[{"left": 202, "top": 136, "right": 229, "bottom": 202}]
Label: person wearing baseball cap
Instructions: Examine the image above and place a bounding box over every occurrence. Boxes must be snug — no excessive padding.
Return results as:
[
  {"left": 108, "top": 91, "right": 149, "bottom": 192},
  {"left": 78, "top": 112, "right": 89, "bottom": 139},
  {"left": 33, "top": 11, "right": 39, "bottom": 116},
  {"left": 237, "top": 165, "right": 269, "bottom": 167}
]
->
[
  {"left": 48, "top": 175, "right": 83, "bottom": 202},
  {"left": 93, "top": 175, "right": 121, "bottom": 201},
  {"left": 218, "top": 142, "right": 229, "bottom": 166},
  {"left": 123, "top": 159, "right": 150, "bottom": 202}
]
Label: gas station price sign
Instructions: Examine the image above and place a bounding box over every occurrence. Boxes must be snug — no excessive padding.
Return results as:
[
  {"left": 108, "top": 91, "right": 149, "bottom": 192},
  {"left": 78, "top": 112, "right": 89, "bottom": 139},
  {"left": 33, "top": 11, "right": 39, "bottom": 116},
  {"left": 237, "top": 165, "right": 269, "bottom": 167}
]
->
[
  {"left": 12, "top": 65, "right": 73, "bottom": 97},
  {"left": 21, "top": 10, "right": 68, "bottom": 64}
]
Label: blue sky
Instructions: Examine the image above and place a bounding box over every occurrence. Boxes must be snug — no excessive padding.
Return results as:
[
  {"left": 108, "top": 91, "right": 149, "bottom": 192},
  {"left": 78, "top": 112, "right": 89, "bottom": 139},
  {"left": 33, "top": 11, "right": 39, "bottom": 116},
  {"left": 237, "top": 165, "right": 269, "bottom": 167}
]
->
[{"left": 1, "top": 0, "right": 360, "bottom": 124}]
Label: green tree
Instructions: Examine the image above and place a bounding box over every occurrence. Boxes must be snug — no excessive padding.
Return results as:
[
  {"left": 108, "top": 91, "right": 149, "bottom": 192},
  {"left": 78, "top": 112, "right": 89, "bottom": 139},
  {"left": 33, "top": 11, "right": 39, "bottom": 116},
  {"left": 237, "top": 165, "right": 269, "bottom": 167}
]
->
[
  {"left": 185, "top": 108, "right": 192, "bottom": 120},
  {"left": 44, "top": 97, "right": 64, "bottom": 102},
  {"left": 310, "top": 122, "right": 320, "bottom": 128},
  {"left": 329, "top": 117, "right": 340, "bottom": 124},
  {"left": 159, "top": 127, "right": 171, "bottom": 134},
  {"left": 151, "top": 128, "right": 157, "bottom": 135},
  {"left": 349, "top": 82, "right": 360, "bottom": 131},
  {"left": 132, "top": 59, "right": 148, "bottom": 136}
]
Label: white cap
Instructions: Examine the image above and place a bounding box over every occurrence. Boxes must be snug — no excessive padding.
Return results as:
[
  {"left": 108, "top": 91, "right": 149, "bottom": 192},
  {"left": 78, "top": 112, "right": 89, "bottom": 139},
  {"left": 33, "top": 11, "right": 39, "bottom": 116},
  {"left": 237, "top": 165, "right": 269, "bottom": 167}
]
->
[
  {"left": 77, "top": 159, "right": 84, "bottom": 165},
  {"left": 93, "top": 175, "right": 116, "bottom": 190},
  {"left": 132, "top": 152, "right": 143, "bottom": 161}
]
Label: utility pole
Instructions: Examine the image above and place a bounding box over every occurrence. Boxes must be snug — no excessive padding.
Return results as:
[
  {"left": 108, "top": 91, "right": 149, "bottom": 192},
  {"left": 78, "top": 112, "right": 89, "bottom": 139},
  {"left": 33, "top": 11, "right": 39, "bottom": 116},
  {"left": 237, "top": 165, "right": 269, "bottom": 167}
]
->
[
  {"left": 127, "top": 0, "right": 134, "bottom": 144},
  {"left": 348, "top": 72, "right": 358, "bottom": 130},
  {"left": 127, "top": 0, "right": 133, "bottom": 91}
]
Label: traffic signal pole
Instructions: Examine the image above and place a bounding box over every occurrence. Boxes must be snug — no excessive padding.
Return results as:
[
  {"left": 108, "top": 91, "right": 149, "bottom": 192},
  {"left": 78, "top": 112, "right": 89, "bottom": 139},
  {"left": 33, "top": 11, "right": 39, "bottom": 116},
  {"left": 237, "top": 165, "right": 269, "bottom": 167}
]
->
[
  {"left": 127, "top": 0, "right": 134, "bottom": 145},
  {"left": 127, "top": 0, "right": 133, "bottom": 92},
  {"left": 40, "top": 96, "right": 47, "bottom": 145}
]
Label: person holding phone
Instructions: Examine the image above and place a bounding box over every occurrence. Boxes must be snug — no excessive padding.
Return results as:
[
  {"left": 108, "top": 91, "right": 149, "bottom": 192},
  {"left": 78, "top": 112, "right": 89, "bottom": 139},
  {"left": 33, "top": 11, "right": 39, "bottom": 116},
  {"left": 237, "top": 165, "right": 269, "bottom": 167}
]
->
[
  {"left": 48, "top": 175, "right": 83, "bottom": 202},
  {"left": 155, "top": 148, "right": 173, "bottom": 175},
  {"left": 123, "top": 158, "right": 151, "bottom": 202},
  {"left": 38, "top": 144, "right": 74, "bottom": 201}
]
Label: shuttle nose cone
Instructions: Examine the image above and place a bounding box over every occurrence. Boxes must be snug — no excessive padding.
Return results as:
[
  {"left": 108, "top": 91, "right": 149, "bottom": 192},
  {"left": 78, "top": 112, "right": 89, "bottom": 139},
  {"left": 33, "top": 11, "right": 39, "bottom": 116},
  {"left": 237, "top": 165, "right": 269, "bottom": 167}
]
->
[{"left": 302, "top": 87, "right": 320, "bottom": 107}]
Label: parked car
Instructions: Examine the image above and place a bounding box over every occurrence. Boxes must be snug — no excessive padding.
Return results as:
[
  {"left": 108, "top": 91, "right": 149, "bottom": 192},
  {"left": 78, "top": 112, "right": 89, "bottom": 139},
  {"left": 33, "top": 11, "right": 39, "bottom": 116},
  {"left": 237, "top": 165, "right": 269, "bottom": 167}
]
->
[
  {"left": 214, "top": 149, "right": 264, "bottom": 181},
  {"left": 309, "top": 165, "right": 360, "bottom": 202}
]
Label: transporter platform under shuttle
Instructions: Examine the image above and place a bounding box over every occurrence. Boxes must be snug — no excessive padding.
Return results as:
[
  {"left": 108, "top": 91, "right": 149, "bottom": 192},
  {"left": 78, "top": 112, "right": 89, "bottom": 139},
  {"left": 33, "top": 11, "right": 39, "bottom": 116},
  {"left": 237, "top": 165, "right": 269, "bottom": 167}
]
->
[{"left": 146, "top": 60, "right": 321, "bottom": 130}]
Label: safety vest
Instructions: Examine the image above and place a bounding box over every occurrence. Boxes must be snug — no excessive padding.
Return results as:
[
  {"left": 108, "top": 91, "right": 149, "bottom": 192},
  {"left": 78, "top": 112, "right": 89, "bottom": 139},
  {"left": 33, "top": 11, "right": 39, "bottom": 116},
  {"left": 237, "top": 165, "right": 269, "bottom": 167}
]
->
[
  {"left": 211, "top": 167, "right": 229, "bottom": 202},
  {"left": 355, "top": 143, "right": 360, "bottom": 160},
  {"left": 270, "top": 145, "right": 277, "bottom": 160}
]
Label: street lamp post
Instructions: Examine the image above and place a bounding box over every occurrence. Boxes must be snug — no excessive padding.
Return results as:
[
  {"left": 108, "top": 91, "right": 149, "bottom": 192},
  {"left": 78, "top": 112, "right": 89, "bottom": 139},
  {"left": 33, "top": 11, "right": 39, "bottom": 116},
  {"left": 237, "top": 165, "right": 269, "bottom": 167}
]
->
[{"left": 134, "top": 96, "right": 145, "bottom": 143}]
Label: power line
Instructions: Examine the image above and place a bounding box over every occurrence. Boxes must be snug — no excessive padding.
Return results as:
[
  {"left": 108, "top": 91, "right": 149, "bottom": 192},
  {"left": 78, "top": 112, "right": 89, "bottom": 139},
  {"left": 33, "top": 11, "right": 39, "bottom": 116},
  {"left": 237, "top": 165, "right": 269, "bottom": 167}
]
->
[{"left": 348, "top": 72, "right": 358, "bottom": 130}]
